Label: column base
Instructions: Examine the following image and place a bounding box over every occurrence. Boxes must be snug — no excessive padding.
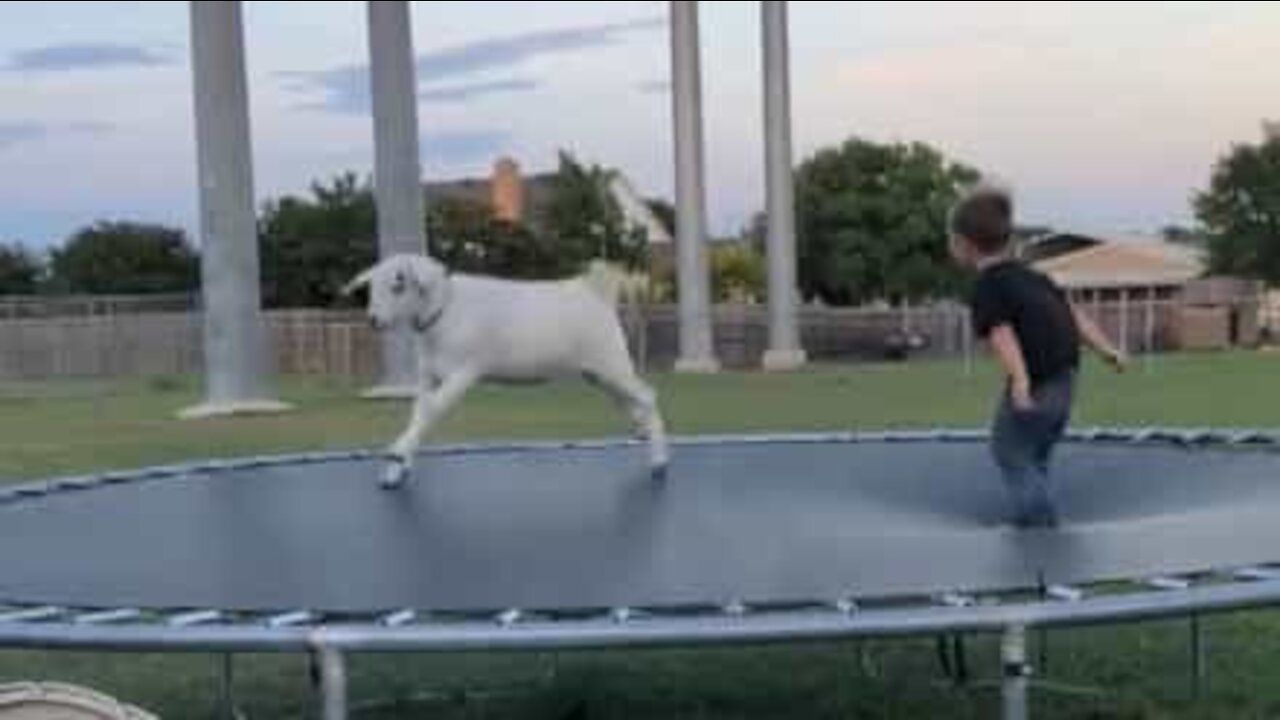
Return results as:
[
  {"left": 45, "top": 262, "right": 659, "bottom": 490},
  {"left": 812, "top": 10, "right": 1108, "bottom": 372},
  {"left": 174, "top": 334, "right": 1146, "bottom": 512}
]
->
[
  {"left": 762, "top": 348, "right": 808, "bottom": 372},
  {"left": 360, "top": 384, "right": 417, "bottom": 401},
  {"left": 674, "top": 356, "right": 721, "bottom": 374},
  {"left": 178, "top": 399, "right": 293, "bottom": 420}
]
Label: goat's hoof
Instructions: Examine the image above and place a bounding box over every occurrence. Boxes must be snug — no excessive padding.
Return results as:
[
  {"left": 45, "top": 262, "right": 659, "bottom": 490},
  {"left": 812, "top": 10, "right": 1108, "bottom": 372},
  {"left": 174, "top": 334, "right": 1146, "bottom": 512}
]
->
[{"left": 380, "top": 461, "right": 410, "bottom": 490}]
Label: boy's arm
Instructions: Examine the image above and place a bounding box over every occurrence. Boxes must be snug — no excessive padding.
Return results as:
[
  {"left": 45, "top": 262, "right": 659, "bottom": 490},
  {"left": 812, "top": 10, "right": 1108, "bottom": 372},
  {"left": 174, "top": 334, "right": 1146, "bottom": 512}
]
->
[
  {"left": 1071, "top": 304, "right": 1127, "bottom": 371},
  {"left": 988, "top": 324, "right": 1035, "bottom": 410}
]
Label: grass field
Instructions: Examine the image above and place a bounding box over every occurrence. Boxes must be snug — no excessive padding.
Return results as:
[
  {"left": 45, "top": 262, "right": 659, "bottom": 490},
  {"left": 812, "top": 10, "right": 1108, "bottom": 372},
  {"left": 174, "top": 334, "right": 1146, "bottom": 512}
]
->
[{"left": 1, "top": 352, "right": 1278, "bottom": 718}]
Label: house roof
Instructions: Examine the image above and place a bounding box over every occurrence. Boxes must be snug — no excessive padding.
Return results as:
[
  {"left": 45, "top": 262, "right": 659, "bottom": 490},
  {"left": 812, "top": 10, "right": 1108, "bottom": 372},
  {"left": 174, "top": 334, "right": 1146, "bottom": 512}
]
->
[{"left": 1031, "top": 234, "right": 1204, "bottom": 289}]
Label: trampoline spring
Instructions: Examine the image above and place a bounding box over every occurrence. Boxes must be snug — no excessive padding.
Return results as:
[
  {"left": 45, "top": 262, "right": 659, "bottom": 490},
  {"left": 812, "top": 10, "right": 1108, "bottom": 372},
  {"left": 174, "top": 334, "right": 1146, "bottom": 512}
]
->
[
  {"left": 1229, "top": 430, "right": 1276, "bottom": 446},
  {"left": 380, "top": 610, "right": 417, "bottom": 627},
  {"left": 1233, "top": 567, "right": 1280, "bottom": 582},
  {"left": 1147, "top": 577, "right": 1191, "bottom": 592},
  {"left": 13, "top": 484, "right": 51, "bottom": 498},
  {"left": 74, "top": 608, "right": 141, "bottom": 625},
  {"left": 264, "top": 611, "right": 316, "bottom": 628},
  {"left": 1046, "top": 585, "right": 1084, "bottom": 603},
  {"left": 938, "top": 429, "right": 985, "bottom": 443},
  {"left": 1131, "top": 428, "right": 1156, "bottom": 443},
  {"left": 0, "top": 606, "right": 62, "bottom": 623},
  {"left": 937, "top": 592, "right": 975, "bottom": 608},
  {"left": 168, "top": 610, "right": 223, "bottom": 627},
  {"left": 610, "top": 607, "right": 637, "bottom": 624},
  {"left": 49, "top": 477, "right": 99, "bottom": 492},
  {"left": 833, "top": 598, "right": 859, "bottom": 616}
]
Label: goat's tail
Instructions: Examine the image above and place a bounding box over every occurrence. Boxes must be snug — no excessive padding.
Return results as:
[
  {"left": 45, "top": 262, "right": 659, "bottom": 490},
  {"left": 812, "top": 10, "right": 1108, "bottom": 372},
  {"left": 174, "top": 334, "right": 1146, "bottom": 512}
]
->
[{"left": 583, "top": 259, "right": 625, "bottom": 307}]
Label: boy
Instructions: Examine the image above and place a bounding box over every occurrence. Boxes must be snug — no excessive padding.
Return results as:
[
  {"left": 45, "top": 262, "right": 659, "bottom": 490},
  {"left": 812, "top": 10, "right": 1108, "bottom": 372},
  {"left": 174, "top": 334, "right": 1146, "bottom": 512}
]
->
[{"left": 948, "top": 187, "right": 1126, "bottom": 528}]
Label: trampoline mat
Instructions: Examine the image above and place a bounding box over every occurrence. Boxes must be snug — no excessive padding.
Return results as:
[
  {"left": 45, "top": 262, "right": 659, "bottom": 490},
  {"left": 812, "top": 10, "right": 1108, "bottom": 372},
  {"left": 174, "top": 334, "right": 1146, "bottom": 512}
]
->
[{"left": 1, "top": 439, "right": 1280, "bottom": 614}]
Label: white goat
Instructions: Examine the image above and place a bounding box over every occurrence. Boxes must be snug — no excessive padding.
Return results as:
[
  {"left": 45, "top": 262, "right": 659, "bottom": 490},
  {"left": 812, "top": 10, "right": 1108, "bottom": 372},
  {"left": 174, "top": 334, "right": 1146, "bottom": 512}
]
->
[{"left": 345, "top": 254, "right": 670, "bottom": 488}]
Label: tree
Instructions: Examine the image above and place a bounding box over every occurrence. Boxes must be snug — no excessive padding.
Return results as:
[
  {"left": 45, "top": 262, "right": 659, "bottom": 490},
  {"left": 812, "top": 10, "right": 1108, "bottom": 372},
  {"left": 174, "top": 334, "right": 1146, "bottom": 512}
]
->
[
  {"left": 711, "top": 243, "right": 765, "bottom": 303},
  {"left": 539, "top": 151, "right": 648, "bottom": 272},
  {"left": 794, "top": 138, "right": 981, "bottom": 305},
  {"left": 49, "top": 222, "right": 198, "bottom": 294},
  {"left": 1195, "top": 135, "right": 1280, "bottom": 284},
  {"left": 0, "top": 243, "right": 42, "bottom": 295},
  {"left": 428, "top": 197, "right": 559, "bottom": 279},
  {"left": 1160, "top": 224, "right": 1205, "bottom": 247},
  {"left": 645, "top": 198, "right": 676, "bottom": 237},
  {"left": 258, "top": 173, "right": 378, "bottom": 308}
]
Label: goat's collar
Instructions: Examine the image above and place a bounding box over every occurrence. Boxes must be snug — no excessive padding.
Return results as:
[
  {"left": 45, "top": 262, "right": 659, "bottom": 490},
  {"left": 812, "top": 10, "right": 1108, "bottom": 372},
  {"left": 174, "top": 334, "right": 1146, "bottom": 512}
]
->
[{"left": 412, "top": 274, "right": 452, "bottom": 334}]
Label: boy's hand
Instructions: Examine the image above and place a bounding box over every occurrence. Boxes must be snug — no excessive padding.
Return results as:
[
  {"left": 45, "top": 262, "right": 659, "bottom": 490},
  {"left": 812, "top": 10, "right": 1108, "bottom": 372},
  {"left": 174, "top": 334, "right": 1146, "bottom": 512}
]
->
[
  {"left": 1104, "top": 349, "right": 1129, "bottom": 373},
  {"left": 1010, "top": 380, "right": 1036, "bottom": 412}
]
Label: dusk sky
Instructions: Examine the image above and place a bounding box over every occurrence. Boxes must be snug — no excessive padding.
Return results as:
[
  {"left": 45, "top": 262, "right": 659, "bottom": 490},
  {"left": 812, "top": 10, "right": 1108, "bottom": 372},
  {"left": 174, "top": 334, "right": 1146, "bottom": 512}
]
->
[{"left": 1, "top": 1, "right": 1277, "bottom": 247}]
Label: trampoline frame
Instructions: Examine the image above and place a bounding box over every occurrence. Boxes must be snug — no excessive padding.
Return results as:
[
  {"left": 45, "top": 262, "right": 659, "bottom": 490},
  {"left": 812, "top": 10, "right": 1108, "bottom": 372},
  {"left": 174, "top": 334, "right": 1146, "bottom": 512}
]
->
[{"left": 2, "top": 427, "right": 1280, "bottom": 720}]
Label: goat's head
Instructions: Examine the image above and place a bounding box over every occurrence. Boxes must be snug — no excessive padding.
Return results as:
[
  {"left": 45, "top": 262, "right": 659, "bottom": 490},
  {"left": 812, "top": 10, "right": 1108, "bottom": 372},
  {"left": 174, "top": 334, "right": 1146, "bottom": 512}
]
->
[{"left": 343, "top": 254, "right": 448, "bottom": 332}]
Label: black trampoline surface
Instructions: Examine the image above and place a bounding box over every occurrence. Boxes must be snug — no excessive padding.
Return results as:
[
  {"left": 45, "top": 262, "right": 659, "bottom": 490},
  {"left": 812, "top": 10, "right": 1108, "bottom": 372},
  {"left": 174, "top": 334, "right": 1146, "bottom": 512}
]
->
[{"left": 2, "top": 436, "right": 1280, "bottom": 614}]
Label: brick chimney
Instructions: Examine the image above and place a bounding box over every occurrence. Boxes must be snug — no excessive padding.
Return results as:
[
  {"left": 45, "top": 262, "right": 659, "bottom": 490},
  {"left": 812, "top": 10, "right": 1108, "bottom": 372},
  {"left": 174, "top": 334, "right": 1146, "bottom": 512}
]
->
[{"left": 491, "top": 157, "right": 524, "bottom": 223}]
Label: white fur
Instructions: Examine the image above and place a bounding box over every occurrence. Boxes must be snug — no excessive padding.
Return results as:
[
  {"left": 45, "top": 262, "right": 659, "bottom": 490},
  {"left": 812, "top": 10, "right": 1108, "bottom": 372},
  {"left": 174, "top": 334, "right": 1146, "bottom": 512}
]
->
[{"left": 346, "top": 253, "right": 669, "bottom": 488}]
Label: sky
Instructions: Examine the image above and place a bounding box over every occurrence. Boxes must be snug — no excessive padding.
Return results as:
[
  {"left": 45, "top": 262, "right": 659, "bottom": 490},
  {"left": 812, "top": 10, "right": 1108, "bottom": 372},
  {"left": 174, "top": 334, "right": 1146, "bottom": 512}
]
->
[{"left": 0, "top": 0, "right": 1277, "bottom": 248}]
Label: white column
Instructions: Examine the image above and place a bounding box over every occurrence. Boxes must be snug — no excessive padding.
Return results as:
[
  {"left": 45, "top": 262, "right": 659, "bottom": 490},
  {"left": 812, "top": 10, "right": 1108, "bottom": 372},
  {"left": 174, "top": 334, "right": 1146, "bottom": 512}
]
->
[
  {"left": 364, "top": 0, "right": 427, "bottom": 399},
  {"left": 181, "top": 0, "right": 289, "bottom": 420},
  {"left": 760, "top": 0, "right": 806, "bottom": 371},
  {"left": 1118, "top": 287, "right": 1130, "bottom": 355},
  {"left": 669, "top": 0, "right": 719, "bottom": 373}
]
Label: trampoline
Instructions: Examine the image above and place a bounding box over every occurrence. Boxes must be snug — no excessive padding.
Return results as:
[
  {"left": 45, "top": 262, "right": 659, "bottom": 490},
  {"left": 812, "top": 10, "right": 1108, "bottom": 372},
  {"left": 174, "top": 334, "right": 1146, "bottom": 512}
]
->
[{"left": 4, "top": 429, "right": 1280, "bottom": 720}]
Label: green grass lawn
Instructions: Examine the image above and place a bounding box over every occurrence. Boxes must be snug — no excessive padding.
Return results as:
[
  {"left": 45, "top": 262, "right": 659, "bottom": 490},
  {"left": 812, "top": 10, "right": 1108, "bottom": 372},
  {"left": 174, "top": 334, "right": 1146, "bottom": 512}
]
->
[{"left": 1, "top": 352, "right": 1278, "bottom": 718}]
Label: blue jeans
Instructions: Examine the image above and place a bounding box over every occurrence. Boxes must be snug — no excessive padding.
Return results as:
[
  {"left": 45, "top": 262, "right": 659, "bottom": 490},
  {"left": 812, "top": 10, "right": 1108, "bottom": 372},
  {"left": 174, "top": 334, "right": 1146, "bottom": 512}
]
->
[{"left": 991, "top": 372, "right": 1075, "bottom": 528}]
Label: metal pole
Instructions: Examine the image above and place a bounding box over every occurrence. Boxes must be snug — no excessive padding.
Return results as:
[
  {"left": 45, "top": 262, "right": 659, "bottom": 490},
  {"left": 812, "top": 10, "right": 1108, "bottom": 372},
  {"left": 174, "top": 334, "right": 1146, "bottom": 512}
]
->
[
  {"left": 1144, "top": 287, "right": 1157, "bottom": 374},
  {"left": 760, "top": 0, "right": 805, "bottom": 371},
  {"left": 181, "top": 0, "right": 288, "bottom": 420},
  {"left": 1001, "top": 625, "right": 1029, "bottom": 720},
  {"left": 962, "top": 308, "right": 974, "bottom": 377},
  {"left": 365, "top": 0, "right": 427, "bottom": 397},
  {"left": 1190, "top": 614, "right": 1205, "bottom": 700},
  {"left": 1119, "top": 288, "right": 1130, "bottom": 356},
  {"left": 669, "top": 0, "right": 718, "bottom": 373},
  {"left": 317, "top": 647, "right": 348, "bottom": 720}
]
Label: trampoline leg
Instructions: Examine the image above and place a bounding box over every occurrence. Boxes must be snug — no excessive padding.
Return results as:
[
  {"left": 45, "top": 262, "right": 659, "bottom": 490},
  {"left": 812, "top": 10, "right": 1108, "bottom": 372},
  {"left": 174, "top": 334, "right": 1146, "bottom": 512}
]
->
[
  {"left": 217, "top": 654, "right": 240, "bottom": 720},
  {"left": 935, "top": 634, "right": 969, "bottom": 685},
  {"left": 1037, "top": 628, "right": 1049, "bottom": 677},
  {"left": 1001, "top": 625, "right": 1029, "bottom": 720},
  {"left": 1190, "top": 614, "right": 1205, "bottom": 700},
  {"left": 953, "top": 635, "right": 969, "bottom": 684},
  {"left": 317, "top": 647, "right": 348, "bottom": 720}
]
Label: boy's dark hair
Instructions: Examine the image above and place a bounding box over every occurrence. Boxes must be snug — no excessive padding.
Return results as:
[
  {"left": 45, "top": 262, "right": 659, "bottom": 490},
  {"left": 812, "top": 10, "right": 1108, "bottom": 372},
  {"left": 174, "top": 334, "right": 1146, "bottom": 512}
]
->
[{"left": 949, "top": 187, "right": 1013, "bottom": 254}]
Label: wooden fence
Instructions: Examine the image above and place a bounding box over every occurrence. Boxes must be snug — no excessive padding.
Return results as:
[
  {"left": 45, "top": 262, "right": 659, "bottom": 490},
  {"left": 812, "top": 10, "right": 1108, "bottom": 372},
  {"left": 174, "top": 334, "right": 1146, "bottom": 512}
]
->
[{"left": 0, "top": 298, "right": 1197, "bottom": 381}]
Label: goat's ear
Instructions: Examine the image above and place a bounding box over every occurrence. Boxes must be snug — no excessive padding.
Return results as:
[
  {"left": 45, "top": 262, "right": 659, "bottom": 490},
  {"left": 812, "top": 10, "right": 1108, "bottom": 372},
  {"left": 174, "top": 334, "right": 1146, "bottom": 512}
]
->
[
  {"left": 341, "top": 266, "right": 376, "bottom": 296},
  {"left": 407, "top": 256, "right": 446, "bottom": 293}
]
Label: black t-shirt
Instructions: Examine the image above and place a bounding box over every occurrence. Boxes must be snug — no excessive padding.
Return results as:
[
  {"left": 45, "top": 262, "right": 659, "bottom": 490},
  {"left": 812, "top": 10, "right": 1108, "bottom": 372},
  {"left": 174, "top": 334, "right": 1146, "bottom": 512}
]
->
[{"left": 970, "top": 260, "right": 1079, "bottom": 385}]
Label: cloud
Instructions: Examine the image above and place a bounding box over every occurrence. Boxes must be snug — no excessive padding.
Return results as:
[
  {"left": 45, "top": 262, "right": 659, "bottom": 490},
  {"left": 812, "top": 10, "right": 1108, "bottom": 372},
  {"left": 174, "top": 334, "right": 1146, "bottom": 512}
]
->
[
  {"left": 415, "top": 17, "right": 662, "bottom": 83},
  {"left": 636, "top": 79, "right": 670, "bottom": 95},
  {"left": 0, "top": 122, "right": 43, "bottom": 150},
  {"left": 4, "top": 43, "right": 170, "bottom": 72},
  {"left": 0, "top": 121, "right": 114, "bottom": 151},
  {"left": 285, "top": 17, "right": 663, "bottom": 114},
  {"left": 422, "top": 130, "right": 510, "bottom": 165},
  {"left": 419, "top": 78, "right": 538, "bottom": 104}
]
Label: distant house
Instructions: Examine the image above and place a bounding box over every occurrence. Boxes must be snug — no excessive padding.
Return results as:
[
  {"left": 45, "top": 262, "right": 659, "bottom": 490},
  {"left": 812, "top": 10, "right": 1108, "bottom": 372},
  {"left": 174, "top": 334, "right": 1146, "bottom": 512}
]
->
[
  {"left": 1023, "top": 233, "right": 1204, "bottom": 303},
  {"left": 423, "top": 158, "right": 671, "bottom": 252},
  {"left": 423, "top": 158, "right": 558, "bottom": 233},
  {"left": 1024, "top": 232, "right": 1271, "bottom": 350}
]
